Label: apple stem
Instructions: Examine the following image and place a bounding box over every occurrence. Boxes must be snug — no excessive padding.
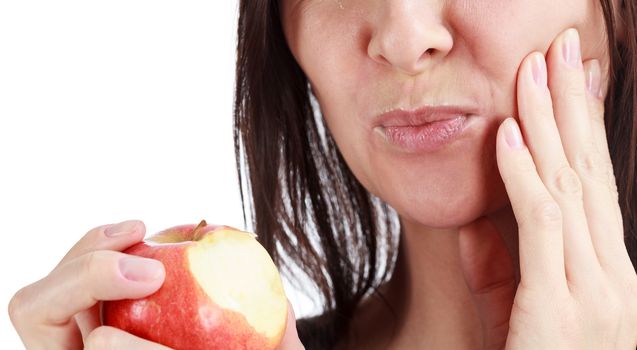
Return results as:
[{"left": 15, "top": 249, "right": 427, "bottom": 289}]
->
[{"left": 192, "top": 220, "right": 208, "bottom": 241}]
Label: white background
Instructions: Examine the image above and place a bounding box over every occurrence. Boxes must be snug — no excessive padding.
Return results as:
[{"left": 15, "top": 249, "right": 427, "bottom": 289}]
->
[{"left": 0, "top": 1, "right": 318, "bottom": 347}]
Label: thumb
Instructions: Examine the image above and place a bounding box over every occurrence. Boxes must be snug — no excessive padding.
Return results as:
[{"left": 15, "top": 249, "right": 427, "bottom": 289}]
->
[
  {"left": 458, "top": 216, "right": 517, "bottom": 350},
  {"left": 278, "top": 300, "right": 305, "bottom": 350}
]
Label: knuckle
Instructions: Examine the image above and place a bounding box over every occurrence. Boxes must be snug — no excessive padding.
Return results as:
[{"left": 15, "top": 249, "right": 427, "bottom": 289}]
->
[
  {"left": 82, "top": 251, "right": 99, "bottom": 279},
  {"left": 527, "top": 198, "right": 562, "bottom": 229},
  {"left": 573, "top": 150, "right": 607, "bottom": 184},
  {"left": 607, "top": 168, "right": 620, "bottom": 200},
  {"left": 553, "top": 166, "right": 583, "bottom": 198},
  {"left": 87, "top": 222, "right": 111, "bottom": 236},
  {"left": 8, "top": 287, "right": 29, "bottom": 325},
  {"left": 79, "top": 251, "right": 110, "bottom": 284}
]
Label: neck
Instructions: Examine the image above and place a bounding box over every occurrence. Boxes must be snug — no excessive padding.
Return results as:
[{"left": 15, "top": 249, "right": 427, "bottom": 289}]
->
[{"left": 378, "top": 204, "right": 520, "bottom": 349}]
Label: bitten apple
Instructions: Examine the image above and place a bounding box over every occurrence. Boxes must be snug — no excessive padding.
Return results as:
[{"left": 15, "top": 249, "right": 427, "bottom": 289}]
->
[{"left": 102, "top": 220, "right": 289, "bottom": 350}]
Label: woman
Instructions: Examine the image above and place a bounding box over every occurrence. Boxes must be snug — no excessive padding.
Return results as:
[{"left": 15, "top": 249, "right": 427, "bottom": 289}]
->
[{"left": 9, "top": 0, "right": 637, "bottom": 349}]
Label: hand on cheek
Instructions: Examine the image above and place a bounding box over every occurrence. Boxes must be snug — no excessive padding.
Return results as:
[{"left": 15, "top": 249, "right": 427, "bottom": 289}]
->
[{"left": 459, "top": 28, "right": 637, "bottom": 349}]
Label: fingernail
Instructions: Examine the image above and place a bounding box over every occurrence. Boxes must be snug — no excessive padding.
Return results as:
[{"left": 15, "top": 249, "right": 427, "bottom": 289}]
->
[
  {"left": 505, "top": 118, "right": 525, "bottom": 149},
  {"left": 105, "top": 220, "right": 138, "bottom": 237},
  {"left": 562, "top": 28, "right": 582, "bottom": 68},
  {"left": 531, "top": 53, "right": 547, "bottom": 88},
  {"left": 119, "top": 257, "right": 165, "bottom": 282},
  {"left": 586, "top": 59, "right": 602, "bottom": 98}
]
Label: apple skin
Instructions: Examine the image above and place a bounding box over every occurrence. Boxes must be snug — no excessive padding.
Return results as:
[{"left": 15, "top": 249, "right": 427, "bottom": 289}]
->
[{"left": 102, "top": 221, "right": 288, "bottom": 350}]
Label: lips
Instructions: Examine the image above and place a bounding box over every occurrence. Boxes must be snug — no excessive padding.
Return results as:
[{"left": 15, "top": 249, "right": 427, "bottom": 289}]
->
[
  {"left": 376, "top": 105, "right": 478, "bottom": 127},
  {"left": 373, "top": 104, "right": 479, "bottom": 153}
]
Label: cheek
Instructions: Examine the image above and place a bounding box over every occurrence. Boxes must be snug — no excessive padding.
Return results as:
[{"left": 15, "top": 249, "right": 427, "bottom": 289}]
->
[
  {"left": 292, "top": 10, "right": 379, "bottom": 189},
  {"left": 451, "top": 0, "right": 591, "bottom": 111}
]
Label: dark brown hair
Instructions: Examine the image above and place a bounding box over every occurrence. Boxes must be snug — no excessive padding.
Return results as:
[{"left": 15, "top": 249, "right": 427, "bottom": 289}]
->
[{"left": 233, "top": 1, "right": 636, "bottom": 348}]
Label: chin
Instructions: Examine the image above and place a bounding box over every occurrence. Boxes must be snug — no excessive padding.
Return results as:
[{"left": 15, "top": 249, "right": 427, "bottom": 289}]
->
[{"left": 384, "top": 172, "right": 511, "bottom": 230}]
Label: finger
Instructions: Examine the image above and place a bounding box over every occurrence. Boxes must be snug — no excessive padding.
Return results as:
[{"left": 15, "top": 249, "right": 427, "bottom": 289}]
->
[
  {"left": 496, "top": 117, "right": 568, "bottom": 291},
  {"left": 583, "top": 59, "right": 620, "bottom": 208},
  {"left": 582, "top": 58, "right": 633, "bottom": 274},
  {"left": 22, "top": 250, "right": 164, "bottom": 327},
  {"left": 584, "top": 60, "right": 621, "bottom": 216},
  {"left": 56, "top": 220, "right": 146, "bottom": 269},
  {"left": 459, "top": 216, "right": 516, "bottom": 350},
  {"left": 56, "top": 220, "right": 146, "bottom": 336},
  {"left": 584, "top": 60, "right": 614, "bottom": 176},
  {"left": 548, "top": 29, "right": 626, "bottom": 283},
  {"left": 278, "top": 300, "right": 305, "bottom": 350},
  {"left": 518, "top": 44, "right": 600, "bottom": 287},
  {"left": 546, "top": 29, "right": 615, "bottom": 283},
  {"left": 85, "top": 326, "right": 173, "bottom": 349}
]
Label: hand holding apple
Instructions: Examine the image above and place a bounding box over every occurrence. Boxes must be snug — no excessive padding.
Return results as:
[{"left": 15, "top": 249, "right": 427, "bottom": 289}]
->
[
  {"left": 102, "top": 220, "right": 293, "bottom": 350},
  {"left": 9, "top": 220, "right": 168, "bottom": 349}
]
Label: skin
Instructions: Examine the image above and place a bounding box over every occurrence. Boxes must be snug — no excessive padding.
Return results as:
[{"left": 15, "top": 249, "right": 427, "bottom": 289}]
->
[
  {"left": 279, "top": 0, "right": 636, "bottom": 349},
  {"left": 9, "top": 1, "right": 635, "bottom": 349}
]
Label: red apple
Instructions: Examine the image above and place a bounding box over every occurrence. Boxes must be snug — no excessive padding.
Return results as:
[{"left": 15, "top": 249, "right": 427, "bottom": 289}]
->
[{"left": 102, "top": 220, "right": 289, "bottom": 350}]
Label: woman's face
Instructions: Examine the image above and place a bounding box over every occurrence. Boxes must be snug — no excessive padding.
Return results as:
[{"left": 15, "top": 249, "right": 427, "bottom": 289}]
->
[{"left": 280, "top": 0, "right": 613, "bottom": 228}]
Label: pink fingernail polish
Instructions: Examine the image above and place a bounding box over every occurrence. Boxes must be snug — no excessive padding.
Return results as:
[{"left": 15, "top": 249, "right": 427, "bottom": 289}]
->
[
  {"left": 505, "top": 118, "right": 525, "bottom": 149},
  {"left": 105, "top": 220, "right": 137, "bottom": 237},
  {"left": 532, "top": 54, "right": 547, "bottom": 88},
  {"left": 562, "top": 28, "right": 582, "bottom": 68},
  {"left": 586, "top": 59, "right": 602, "bottom": 98},
  {"left": 119, "top": 257, "right": 165, "bottom": 282}
]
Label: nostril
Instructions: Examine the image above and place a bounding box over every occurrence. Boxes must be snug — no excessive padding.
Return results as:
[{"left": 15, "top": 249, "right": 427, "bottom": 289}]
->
[
  {"left": 413, "top": 49, "right": 434, "bottom": 68},
  {"left": 420, "top": 48, "right": 434, "bottom": 60},
  {"left": 375, "top": 54, "right": 390, "bottom": 66}
]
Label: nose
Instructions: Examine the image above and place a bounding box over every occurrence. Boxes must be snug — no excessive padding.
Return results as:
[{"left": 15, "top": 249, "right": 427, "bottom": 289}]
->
[{"left": 367, "top": 3, "right": 453, "bottom": 76}]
